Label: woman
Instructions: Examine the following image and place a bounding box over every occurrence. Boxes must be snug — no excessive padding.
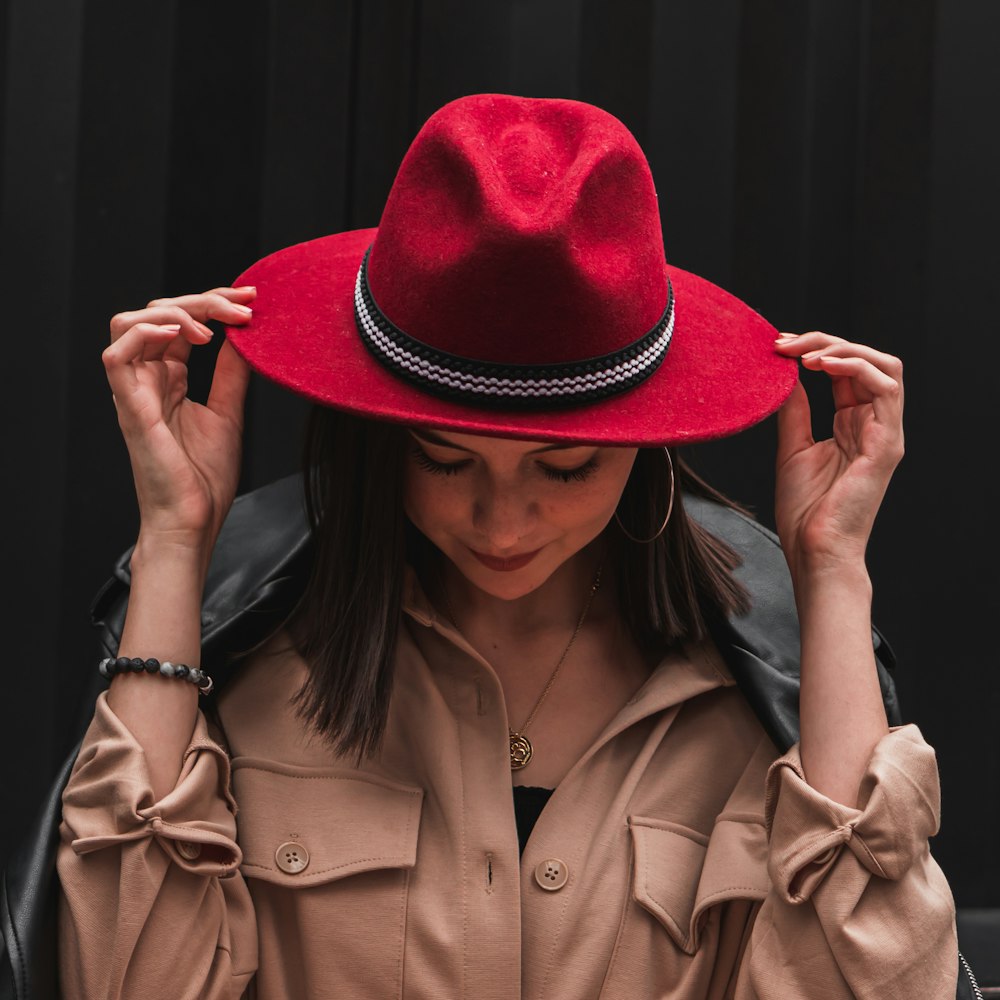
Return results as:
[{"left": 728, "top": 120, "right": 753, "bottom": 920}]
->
[{"left": 56, "top": 93, "right": 958, "bottom": 998}]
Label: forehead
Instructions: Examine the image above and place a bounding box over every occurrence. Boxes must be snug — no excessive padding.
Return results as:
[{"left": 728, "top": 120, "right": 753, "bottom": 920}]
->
[{"left": 408, "top": 426, "right": 590, "bottom": 454}]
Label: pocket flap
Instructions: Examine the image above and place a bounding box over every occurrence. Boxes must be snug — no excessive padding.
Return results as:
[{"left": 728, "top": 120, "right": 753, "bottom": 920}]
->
[
  {"left": 630, "top": 814, "right": 771, "bottom": 955},
  {"left": 232, "top": 758, "right": 423, "bottom": 888},
  {"left": 629, "top": 817, "right": 708, "bottom": 955},
  {"left": 694, "top": 815, "right": 770, "bottom": 921}
]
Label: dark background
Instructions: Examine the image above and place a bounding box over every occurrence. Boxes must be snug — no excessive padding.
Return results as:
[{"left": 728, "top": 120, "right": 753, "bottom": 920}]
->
[{"left": 2, "top": 0, "right": 997, "bottom": 970}]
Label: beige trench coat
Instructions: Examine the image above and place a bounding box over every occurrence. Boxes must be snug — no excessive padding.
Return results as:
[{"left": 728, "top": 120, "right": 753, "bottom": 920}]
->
[{"left": 58, "top": 565, "right": 958, "bottom": 998}]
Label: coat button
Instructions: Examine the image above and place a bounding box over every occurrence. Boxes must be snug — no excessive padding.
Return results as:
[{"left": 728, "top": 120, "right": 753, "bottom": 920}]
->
[
  {"left": 176, "top": 840, "right": 202, "bottom": 860},
  {"left": 534, "top": 858, "right": 569, "bottom": 891},
  {"left": 275, "top": 841, "right": 310, "bottom": 874}
]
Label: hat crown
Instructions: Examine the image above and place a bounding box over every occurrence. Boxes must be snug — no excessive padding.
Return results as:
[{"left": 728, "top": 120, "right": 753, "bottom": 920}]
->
[{"left": 367, "top": 94, "right": 669, "bottom": 365}]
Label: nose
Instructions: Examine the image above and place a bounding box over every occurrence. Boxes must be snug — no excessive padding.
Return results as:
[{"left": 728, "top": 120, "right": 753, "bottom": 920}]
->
[{"left": 472, "top": 483, "right": 538, "bottom": 552}]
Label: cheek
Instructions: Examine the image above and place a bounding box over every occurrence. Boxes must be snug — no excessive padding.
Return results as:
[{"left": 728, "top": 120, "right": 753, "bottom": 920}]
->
[
  {"left": 537, "top": 482, "right": 616, "bottom": 528},
  {"left": 540, "top": 462, "right": 636, "bottom": 533}
]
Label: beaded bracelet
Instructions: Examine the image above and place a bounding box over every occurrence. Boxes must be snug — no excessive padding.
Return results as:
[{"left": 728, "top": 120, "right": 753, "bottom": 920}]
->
[{"left": 98, "top": 656, "right": 214, "bottom": 695}]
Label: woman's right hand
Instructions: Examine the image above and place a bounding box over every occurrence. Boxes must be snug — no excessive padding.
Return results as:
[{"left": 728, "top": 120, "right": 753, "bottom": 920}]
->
[{"left": 104, "top": 286, "right": 257, "bottom": 557}]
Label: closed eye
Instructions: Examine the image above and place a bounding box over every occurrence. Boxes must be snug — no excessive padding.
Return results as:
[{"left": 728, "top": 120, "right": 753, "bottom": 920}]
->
[
  {"left": 542, "top": 458, "right": 599, "bottom": 482},
  {"left": 410, "top": 447, "right": 468, "bottom": 476},
  {"left": 408, "top": 445, "right": 598, "bottom": 483}
]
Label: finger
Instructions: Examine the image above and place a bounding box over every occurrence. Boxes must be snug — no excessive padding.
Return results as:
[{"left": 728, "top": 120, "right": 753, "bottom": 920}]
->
[
  {"left": 799, "top": 341, "right": 903, "bottom": 385},
  {"left": 161, "top": 330, "right": 196, "bottom": 365},
  {"left": 145, "top": 285, "right": 256, "bottom": 308},
  {"left": 102, "top": 323, "right": 182, "bottom": 395},
  {"left": 809, "top": 356, "right": 903, "bottom": 425},
  {"left": 779, "top": 336, "right": 906, "bottom": 411},
  {"left": 800, "top": 352, "right": 870, "bottom": 409},
  {"left": 802, "top": 342, "right": 903, "bottom": 409},
  {"left": 128, "top": 309, "right": 208, "bottom": 366},
  {"left": 775, "top": 380, "right": 814, "bottom": 468},
  {"left": 774, "top": 330, "right": 847, "bottom": 355},
  {"left": 111, "top": 304, "right": 214, "bottom": 344},
  {"left": 112, "top": 292, "right": 252, "bottom": 338},
  {"left": 144, "top": 288, "right": 256, "bottom": 327},
  {"left": 202, "top": 291, "right": 255, "bottom": 326},
  {"left": 202, "top": 284, "right": 256, "bottom": 303},
  {"left": 828, "top": 369, "right": 865, "bottom": 410},
  {"left": 207, "top": 340, "right": 251, "bottom": 426}
]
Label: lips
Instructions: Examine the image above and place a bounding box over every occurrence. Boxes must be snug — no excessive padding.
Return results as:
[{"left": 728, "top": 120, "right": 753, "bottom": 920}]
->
[{"left": 468, "top": 546, "right": 542, "bottom": 572}]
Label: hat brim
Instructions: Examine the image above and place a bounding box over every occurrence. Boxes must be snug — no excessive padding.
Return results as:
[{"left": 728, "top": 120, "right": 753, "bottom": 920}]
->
[{"left": 225, "top": 228, "right": 798, "bottom": 447}]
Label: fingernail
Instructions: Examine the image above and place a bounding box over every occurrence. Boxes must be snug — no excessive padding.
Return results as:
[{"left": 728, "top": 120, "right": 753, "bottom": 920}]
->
[
  {"left": 232, "top": 303, "right": 252, "bottom": 315},
  {"left": 162, "top": 324, "right": 182, "bottom": 331},
  {"left": 777, "top": 332, "right": 798, "bottom": 340},
  {"left": 802, "top": 350, "right": 822, "bottom": 360},
  {"left": 237, "top": 285, "right": 256, "bottom": 292}
]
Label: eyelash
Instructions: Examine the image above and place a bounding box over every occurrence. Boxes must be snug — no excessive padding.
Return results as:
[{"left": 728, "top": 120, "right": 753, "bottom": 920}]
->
[{"left": 409, "top": 446, "right": 599, "bottom": 483}]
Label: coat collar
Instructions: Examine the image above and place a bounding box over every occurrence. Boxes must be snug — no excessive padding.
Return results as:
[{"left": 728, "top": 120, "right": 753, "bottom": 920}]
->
[{"left": 399, "top": 562, "right": 736, "bottom": 736}]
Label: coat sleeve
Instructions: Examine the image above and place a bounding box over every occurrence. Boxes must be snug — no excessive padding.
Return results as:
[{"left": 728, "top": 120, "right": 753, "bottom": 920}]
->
[
  {"left": 733, "top": 723, "right": 958, "bottom": 999},
  {"left": 57, "top": 691, "right": 258, "bottom": 999}
]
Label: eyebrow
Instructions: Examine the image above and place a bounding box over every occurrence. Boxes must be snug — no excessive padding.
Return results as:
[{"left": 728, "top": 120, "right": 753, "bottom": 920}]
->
[{"left": 409, "top": 428, "right": 589, "bottom": 454}]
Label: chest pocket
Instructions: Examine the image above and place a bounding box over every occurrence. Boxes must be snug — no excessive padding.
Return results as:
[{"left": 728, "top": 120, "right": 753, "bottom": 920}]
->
[
  {"left": 601, "top": 815, "right": 771, "bottom": 998},
  {"left": 231, "top": 757, "right": 423, "bottom": 997},
  {"left": 629, "top": 816, "right": 710, "bottom": 954},
  {"left": 628, "top": 813, "right": 771, "bottom": 952}
]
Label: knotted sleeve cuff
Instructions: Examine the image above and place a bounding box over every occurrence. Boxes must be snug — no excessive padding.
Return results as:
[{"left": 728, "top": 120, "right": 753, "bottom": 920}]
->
[
  {"left": 59, "top": 691, "right": 242, "bottom": 876},
  {"left": 764, "top": 723, "right": 941, "bottom": 903}
]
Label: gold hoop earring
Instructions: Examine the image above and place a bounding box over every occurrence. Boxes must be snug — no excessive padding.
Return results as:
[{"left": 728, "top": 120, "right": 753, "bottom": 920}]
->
[{"left": 614, "top": 446, "right": 675, "bottom": 543}]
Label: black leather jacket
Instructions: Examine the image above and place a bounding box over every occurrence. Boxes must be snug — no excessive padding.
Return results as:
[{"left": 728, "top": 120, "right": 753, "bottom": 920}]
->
[{"left": 0, "top": 473, "right": 974, "bottom": 999}]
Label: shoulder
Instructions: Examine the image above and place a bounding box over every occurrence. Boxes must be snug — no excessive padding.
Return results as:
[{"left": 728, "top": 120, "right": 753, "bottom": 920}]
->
[
  {"left": 215, "top": 629, "right": 319, "bottom": 763},
  {"left": 685, "top": 492, "right": 901, "bottom": 751},
  {"left": 683, "top": 491, "right": 792, "bottom": 597}
]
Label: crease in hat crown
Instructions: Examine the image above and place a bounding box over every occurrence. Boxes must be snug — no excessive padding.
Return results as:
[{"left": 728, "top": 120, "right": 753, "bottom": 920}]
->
[{"left": 364, "top": 94, "right": 671, "bottom": 370}]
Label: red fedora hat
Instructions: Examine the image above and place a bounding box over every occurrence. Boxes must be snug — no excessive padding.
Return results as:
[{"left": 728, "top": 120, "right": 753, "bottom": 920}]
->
[{"left": 226, "top": 93, "right": 796, "bottom": 446}]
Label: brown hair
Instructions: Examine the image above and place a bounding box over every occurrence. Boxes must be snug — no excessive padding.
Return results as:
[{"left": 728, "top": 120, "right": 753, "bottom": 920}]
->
[{"left": 276, "top": 406, "right": 751, "bottom": 762}]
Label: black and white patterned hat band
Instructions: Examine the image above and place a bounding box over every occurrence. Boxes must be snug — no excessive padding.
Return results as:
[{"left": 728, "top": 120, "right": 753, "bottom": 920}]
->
[{"left": 353, "top": 247, "right": 675, "bottom": 409}]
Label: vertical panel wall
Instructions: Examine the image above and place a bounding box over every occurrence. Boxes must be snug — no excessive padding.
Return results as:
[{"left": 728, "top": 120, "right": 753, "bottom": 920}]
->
[
  {"left": 923, "top": 0, "right": 1000, "bottom": 909},
  {"left": 1, "top": 0, "right": 85, "bottom": 863}
]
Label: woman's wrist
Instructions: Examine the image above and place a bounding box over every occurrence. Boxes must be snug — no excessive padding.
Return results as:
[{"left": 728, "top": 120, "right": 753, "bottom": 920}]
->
[
  {"left": 120, "top": 532, "right": 212, "bottom": 673},
  {"left": 786, "top": 546, "right": 870, "bottom": 600},
  {"left": 131, "top": 528, "right": 215, "bottom": 588},
  {"left": 793, "top": 556, "right": 872, "bottom": 606}
]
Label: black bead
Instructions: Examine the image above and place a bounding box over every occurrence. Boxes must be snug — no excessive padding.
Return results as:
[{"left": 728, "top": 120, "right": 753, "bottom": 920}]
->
[
  {"left": 144, "top": 658, "right": 160, "bottom": 673},
  {"left": 115, "top": 656, "right": 131, "bottom": 674},
  {"left": 130, "top": 657, "right": 145, "bottom": 672},
  {"left": 175, "top": 665, "right": 189, "bottom": 679}
]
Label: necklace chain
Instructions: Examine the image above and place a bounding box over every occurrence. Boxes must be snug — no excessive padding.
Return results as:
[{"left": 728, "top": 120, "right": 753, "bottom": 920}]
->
[{"left": 438, "top": 559, "right": 604, "bottom": 770}]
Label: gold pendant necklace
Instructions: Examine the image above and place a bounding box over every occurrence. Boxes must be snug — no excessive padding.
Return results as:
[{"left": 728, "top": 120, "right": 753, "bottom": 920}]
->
[{"left": 439, "top": 561, "right": 604, "bottom": 772}]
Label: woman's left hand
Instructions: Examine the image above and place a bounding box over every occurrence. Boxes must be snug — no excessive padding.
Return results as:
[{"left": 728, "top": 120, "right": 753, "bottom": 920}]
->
[{"left": 772, "top": 331, "right": 905, "bottom": 584}]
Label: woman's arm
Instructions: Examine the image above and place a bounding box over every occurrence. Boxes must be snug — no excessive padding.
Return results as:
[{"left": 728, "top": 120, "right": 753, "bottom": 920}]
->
[
  {"left": 99, "top": 284, "right": 253, "bottom": 793},
  {"left": 772, "top": 332, "right": 905, "bottom": 808},
  {"left": 731, "top": 333, "right": 958, "bottom": 997},
  {"left": 794, "top": 560, "right": 886, "bottom": 808},
  {"left": 57, "top": 286, "right": 261, "bottom": 998}
]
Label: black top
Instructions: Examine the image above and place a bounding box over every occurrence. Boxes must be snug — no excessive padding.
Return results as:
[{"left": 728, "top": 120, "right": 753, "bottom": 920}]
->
[{"left": 512, "top": 785, "right": 554, "bottom": 855}]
